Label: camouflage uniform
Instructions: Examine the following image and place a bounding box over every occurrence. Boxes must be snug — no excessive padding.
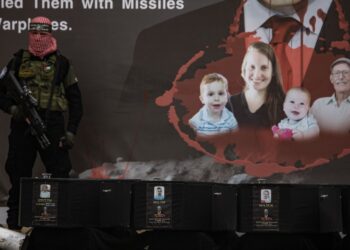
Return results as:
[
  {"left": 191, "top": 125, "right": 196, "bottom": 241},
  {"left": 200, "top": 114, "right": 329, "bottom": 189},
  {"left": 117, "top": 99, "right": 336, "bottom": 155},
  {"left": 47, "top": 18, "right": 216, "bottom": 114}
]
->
[{"left": 0, "top": 49, "right": 83, "bottom": 229}]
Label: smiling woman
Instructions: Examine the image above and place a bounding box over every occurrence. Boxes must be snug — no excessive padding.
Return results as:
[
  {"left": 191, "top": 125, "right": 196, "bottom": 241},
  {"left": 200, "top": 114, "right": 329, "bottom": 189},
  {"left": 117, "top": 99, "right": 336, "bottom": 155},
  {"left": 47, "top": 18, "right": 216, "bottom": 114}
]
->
[{"left": 227, "top": 41, "right": 285, "bottom": 128}]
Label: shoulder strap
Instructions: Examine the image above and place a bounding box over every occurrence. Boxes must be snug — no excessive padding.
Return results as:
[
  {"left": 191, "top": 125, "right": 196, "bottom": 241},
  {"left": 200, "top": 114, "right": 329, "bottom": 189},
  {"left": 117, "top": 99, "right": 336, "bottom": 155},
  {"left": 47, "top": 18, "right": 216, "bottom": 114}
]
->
[{"left": 45, "top": 51, "right": 70, "bottom": 118}]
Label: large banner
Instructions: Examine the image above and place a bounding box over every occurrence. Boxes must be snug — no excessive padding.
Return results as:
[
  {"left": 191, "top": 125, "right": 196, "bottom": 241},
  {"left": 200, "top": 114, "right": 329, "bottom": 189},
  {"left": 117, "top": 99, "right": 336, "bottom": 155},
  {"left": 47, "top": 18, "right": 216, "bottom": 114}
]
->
[{"left": 1, "top": 0, "right": 350, "bottom": 201}]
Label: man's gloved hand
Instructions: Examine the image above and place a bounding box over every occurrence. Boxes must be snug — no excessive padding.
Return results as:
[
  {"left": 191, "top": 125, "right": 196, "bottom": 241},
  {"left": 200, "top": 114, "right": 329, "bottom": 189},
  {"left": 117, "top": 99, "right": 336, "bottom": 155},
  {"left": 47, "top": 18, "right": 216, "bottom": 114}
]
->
[
  {"left": 59, "top": 131, "right": 75, "bottom": 150},
  {"left": 9, "top": 105, "right": 24, "bottom": 121}
]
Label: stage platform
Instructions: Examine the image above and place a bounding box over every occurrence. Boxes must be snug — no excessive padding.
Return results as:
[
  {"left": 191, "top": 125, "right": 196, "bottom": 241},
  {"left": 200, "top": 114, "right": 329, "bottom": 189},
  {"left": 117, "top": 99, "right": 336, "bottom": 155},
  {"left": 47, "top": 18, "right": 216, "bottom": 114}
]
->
[
  {"left": 19, "top": 178, "right": 346, "bottom": 233},
  {"left": 4, "top": 177, "right": 350, "bottom": 250}
]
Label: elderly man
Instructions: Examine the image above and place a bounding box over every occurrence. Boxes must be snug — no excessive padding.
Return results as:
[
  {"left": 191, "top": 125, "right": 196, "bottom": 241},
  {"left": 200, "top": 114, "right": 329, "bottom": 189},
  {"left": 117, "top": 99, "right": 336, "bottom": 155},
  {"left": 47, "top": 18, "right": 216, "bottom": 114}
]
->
[
  {"left": 116, "top": 0, "right": 349, "bottom": 161},
  {"left": 311, "top": 57, "right": 350, "bottom": 134}
]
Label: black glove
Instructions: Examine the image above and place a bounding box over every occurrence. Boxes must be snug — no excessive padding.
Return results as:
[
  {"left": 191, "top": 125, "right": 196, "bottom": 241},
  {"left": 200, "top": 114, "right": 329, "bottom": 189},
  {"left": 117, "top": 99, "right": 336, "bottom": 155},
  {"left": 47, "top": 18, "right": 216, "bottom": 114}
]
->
[
  {"left": 9, "top": 105, "right": 24, "bottom": 121},
  {"left": 59, "top": 131, "right": 75, "bottom": 150}
]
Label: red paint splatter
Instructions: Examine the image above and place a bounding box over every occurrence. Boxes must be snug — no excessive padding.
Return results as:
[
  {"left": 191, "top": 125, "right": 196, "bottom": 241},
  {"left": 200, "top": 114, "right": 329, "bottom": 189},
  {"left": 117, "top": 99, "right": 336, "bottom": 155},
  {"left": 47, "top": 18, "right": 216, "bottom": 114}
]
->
[
  {"left": 294, "top": 0, "right": 308, "bottom": 25},
  {"left": 309, "top": 16, "right": 316, "bottom": 33},
  {"left": 90, "top": 166, "right": 110, "bottom": 179},
  {"left": 153, "top": 0, "right": 350, "bottom": 178},
  {"left": 335, "top": 0, "right": 349, "bottom": 32},
  {"left": 339, "top": 148, "right": 350, "bottom": 158},
  {"left": 317, "top": 9, "right": 326, "bottom": 22},
  {"left": 331, "top": 41, "right": 350, "bottom": 51},
  {"left": 156, "top": 50, "right": 205, "bottom": 107},
  {"left": 229, "top": 0, "right": 245, "bottom": 35},
  {"left": 157, "top": 43, "right": 350, "bottom": 177}
]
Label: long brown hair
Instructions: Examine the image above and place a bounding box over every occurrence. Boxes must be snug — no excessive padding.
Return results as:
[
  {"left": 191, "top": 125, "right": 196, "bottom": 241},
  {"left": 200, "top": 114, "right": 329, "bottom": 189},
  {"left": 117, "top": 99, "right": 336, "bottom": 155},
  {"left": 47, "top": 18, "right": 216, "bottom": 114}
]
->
[{"left": 241, "top": 41, "right": 285, "bottom": 125}]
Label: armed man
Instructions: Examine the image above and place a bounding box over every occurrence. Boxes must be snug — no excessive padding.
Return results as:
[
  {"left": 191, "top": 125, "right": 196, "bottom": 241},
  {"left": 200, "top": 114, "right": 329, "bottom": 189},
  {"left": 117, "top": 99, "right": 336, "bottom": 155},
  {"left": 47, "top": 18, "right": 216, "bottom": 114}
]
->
[{"left": 0, "top": 16, "right": 83, "bottom": 230}]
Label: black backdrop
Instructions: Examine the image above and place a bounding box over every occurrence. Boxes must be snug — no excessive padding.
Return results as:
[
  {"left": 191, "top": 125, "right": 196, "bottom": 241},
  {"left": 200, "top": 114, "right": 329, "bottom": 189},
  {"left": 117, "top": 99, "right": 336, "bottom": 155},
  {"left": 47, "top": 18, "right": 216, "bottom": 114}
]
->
[
  {"left": 1, "top": 0, "right": 350, "bottom": 203},
  {"left": 0, "top": 0, "right": 222, "bottom": 201}
]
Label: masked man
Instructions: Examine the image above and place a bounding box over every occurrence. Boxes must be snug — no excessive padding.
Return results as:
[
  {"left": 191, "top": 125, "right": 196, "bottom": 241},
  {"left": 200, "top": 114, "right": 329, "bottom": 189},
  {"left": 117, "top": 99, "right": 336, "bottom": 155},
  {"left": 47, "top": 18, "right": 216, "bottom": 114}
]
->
[{"left": 0, "top": 16, "right": 83, "bottom": 230}]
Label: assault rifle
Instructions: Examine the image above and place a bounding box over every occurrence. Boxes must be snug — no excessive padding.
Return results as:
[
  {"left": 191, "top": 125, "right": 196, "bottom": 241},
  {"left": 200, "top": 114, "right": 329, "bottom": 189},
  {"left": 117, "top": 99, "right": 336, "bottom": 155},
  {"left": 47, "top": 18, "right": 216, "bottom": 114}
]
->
[{"left": 9, "top": 71, "right": 51, "bottom": 149}]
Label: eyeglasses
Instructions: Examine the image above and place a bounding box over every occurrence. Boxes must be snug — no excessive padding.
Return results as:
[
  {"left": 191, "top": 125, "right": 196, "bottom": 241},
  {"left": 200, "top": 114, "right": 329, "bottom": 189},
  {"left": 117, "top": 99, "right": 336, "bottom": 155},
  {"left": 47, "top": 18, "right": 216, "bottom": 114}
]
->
[{"left": 331, "top": 70, "right": 350, "bottom": 77}]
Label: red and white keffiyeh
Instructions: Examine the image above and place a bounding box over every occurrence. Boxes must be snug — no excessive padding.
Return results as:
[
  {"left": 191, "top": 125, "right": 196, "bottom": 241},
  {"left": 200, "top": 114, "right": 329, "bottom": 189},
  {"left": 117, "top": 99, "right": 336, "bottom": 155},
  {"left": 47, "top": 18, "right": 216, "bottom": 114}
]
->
[{"left": 28, "top": 16, "right": 57, "bottom": 58}]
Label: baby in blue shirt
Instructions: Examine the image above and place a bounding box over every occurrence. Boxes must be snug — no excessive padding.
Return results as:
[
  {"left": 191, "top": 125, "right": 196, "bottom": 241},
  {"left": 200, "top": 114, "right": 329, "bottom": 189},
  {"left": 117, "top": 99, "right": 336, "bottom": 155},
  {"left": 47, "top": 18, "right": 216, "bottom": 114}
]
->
[{"left": 189, "top": 73, "right": 238, "bottom": 136}]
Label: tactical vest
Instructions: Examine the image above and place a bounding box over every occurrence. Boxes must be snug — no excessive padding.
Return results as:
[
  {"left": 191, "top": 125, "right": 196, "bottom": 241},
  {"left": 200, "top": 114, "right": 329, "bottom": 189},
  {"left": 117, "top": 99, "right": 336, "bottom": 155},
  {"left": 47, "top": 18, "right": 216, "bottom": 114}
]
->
[{"left": 15, "top": 50, "right": 69, "bottom": 111}]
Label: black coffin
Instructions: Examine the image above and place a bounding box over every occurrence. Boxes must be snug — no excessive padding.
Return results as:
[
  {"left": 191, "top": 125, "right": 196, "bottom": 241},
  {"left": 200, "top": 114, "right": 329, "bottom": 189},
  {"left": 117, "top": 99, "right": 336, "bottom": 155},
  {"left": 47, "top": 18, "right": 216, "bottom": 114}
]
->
[
  {"left": 133, "top": 181, "right": 237, "bottom": 231},
  {"left": 238, "top": 184, "right": 342, "bottom": 233},
  {"left": 341, "top": 187, "right": 350, "bottom": 233},
  {"left": 19, "top": 178, "right": 134, "bottom": 228}
]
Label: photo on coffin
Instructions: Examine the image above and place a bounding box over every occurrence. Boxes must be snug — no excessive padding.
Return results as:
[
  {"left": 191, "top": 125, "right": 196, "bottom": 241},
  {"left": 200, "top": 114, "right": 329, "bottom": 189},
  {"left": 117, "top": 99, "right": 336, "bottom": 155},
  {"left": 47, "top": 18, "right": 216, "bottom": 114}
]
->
[{"left": 154, "top": 186, "right": 165, "bottom": 201}]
